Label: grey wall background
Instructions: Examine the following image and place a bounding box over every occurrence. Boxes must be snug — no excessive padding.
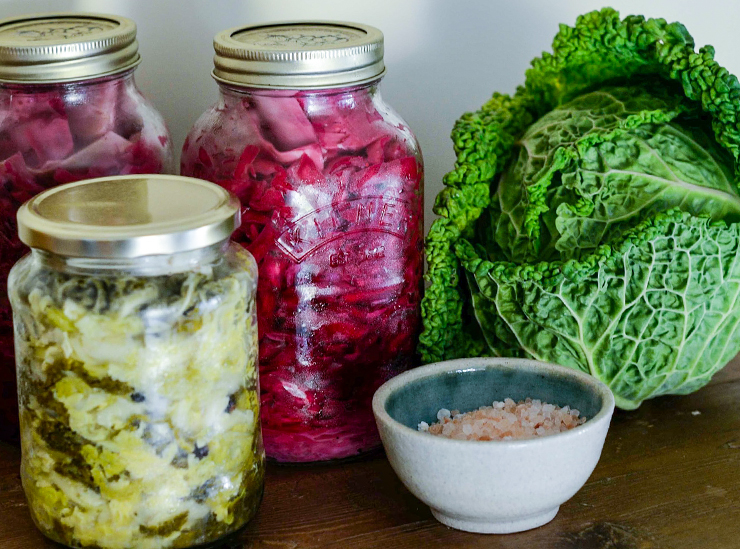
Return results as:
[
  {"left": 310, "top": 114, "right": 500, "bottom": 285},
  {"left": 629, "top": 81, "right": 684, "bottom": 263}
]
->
[{"left": 1, "top": 0, "right": 736, "bottom": 231}]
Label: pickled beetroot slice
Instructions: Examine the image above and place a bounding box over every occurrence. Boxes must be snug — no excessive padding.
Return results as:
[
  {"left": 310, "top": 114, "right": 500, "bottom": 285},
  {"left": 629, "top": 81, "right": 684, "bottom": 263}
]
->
[{"left": 182, "top": 89, "right": 423, "bottom": 462}]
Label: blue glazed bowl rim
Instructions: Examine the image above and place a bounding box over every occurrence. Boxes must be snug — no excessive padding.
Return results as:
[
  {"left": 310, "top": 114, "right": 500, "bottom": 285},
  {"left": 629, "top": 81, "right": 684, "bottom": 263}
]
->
[{"left": 372, "top": 357, "right": 616, "bottom": 448}]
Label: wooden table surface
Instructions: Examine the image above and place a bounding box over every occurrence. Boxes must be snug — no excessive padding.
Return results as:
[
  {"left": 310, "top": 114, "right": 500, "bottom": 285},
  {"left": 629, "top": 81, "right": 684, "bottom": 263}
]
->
[{"left": 2, "top": 359, "right": 740, "bottom": 549}]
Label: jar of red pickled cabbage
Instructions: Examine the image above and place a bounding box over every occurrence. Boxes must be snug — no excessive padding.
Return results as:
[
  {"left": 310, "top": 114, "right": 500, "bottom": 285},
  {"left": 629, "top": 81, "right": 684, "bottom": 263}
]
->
[
  {"left": 0, "top": 13, "right": 174, "bottom": 442},
  {"left": 181, "top": 22, "right": 424, "bottom": 462}
]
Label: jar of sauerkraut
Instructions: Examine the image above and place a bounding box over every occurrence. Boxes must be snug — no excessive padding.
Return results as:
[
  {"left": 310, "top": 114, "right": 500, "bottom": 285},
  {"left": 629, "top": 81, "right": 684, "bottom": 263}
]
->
[
  {"left": 181, "top": 22, "right": 424, "bottom": 462},
  {"left": 0, "top": 13, "right": 174, "bottom": 442},
  {"left": 8, "top": 175, "right": 263, "bottom": 549}
]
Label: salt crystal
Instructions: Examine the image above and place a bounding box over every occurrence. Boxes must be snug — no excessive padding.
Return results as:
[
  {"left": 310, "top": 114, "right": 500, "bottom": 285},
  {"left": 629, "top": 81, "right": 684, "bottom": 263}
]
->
[{"left": 437, "top": 408, "right": 451, "bottom": 421}]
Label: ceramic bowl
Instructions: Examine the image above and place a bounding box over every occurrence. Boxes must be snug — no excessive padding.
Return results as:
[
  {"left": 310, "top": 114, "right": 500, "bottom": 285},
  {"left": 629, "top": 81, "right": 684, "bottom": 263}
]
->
[{"left": 372, "top": 357, "right": 615, "bottom": 534}]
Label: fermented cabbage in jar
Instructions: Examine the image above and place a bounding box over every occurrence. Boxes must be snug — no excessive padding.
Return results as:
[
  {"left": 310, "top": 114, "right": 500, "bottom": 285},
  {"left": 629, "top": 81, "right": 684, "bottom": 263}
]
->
[
  {"left": 182, "top": 47, "right": 423, "bottom": 462},
  {"left": 9, "top": 174, "right": 262, "bottom": 549}
]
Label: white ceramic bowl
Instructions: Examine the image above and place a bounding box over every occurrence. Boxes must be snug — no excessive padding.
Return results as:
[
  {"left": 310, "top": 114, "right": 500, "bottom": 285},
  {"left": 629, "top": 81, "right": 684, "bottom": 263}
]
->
[{"left": 372, "top": 357, "right": 615, "bottom": 534}]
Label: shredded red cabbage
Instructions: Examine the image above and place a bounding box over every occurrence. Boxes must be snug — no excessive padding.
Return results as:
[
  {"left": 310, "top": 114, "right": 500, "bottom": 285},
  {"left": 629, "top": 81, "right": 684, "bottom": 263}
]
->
[
  {"left": 0, "top": 76, "right": 173, "bottom": 442},
  {"left": 182, "top": 86, "right": 423, "bottom": 462}
]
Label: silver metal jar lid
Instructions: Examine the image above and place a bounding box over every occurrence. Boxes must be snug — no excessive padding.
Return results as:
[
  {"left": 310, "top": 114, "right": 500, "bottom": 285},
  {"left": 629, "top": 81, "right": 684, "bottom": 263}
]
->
[
  {"left": 17, "top": 175, "right": 240, "bottom": 259},
  {"left": 0, "top": 12, "right": 140, "bottom": 83},
  {"left": 212, "top": 21, "right": 385, "bottom": 89}
]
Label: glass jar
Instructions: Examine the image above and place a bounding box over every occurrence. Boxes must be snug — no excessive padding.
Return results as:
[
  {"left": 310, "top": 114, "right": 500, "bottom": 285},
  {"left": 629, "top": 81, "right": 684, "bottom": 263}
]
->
[
  {"left": 181, "top": 22, "right": 424, "bottom": 462},
  {"left": 9, "top": 175, "right": 264, "bottom": 549},
  {"left": 0, "top": 13, "right": 174, "bottom": 442}
]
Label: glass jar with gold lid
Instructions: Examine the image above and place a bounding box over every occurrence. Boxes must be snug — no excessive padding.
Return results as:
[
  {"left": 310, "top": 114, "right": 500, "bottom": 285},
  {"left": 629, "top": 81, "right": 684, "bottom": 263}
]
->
[
  {"left": 8, "top": 175, "right": 263, "bottom": 549},
  {"left": 0, "top": 12, "right": 174, "bottom": 443}
]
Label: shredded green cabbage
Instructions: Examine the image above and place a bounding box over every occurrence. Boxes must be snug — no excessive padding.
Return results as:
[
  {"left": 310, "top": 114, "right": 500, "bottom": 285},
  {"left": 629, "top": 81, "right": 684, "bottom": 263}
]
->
[{"left": 10, "top": 246, "right": 263, "bottom": 549}]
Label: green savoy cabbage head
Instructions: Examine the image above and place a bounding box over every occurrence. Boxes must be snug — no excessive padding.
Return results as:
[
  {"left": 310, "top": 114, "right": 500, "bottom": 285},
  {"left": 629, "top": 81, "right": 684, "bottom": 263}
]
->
[{"left": 420, "top": 8, "right": 740, "bottom": 409}]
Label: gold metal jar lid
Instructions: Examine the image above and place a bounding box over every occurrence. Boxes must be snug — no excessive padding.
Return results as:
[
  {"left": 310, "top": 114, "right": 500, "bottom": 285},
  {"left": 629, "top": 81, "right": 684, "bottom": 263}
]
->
[
  {"left": 17, "top": 175, "right": 240, "bottom": 259},
  {"left": 0, "top": 12, "right": 140, "bottom": 83},
  {"left": 212, "top": 21, "right": 385, "bottom": 89}
]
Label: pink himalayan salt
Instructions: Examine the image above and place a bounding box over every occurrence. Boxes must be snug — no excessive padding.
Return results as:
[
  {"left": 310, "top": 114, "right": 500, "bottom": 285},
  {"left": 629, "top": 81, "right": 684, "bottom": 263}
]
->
[{"left": 418, "top": 398, "right": 586, "bottom": 441}]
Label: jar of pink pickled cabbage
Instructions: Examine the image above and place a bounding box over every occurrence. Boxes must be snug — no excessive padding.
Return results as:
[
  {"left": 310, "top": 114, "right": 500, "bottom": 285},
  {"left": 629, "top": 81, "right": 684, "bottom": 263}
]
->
[
  {"left": 0, "top": 13, "right": 174, "bottom": 442},
  {"left": 181, "top": 22, "right": 423, "bottom": 462}
]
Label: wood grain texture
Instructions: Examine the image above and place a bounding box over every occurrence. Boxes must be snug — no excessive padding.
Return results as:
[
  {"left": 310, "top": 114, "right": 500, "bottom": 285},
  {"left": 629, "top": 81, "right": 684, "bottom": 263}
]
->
[{"left": 2, "top": 357, "right": 740, "bottom": 549}]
